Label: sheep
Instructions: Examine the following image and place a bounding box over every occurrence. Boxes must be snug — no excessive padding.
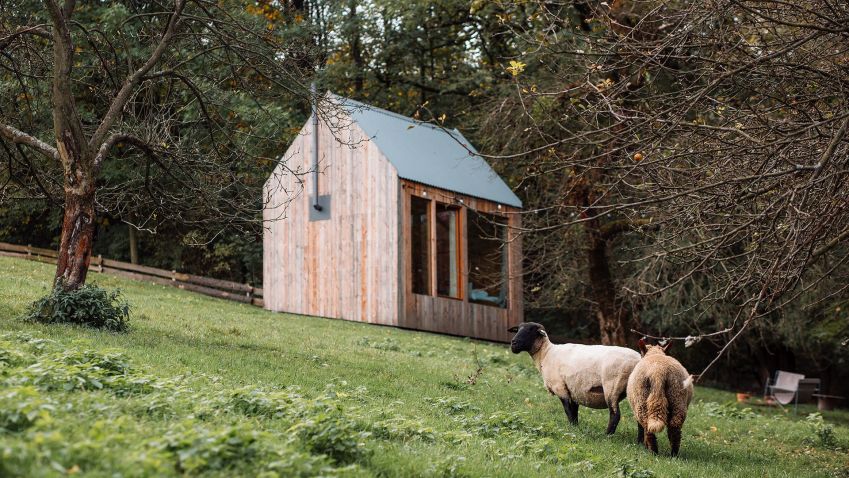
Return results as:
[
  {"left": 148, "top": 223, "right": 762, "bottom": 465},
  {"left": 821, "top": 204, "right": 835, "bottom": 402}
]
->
[
  {"left": 626, "top": 338, "right": 694, "bottom": 456},
  {"left": 508, "top": 322, "right": 641, "bottom": 435}
]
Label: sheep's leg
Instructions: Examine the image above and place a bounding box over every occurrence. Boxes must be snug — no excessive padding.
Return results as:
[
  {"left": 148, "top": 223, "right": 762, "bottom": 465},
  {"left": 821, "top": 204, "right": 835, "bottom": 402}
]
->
[
  {"left": 636, "top": 423, "right": 645, "bottom": 445},
  {"left": 644, "top": 432, "right": 658, "bottom": 454},
  {"left": 559, "top": 397, "right": 579, "bottom": 425},
  {"left": 605, "top": 404, "right": 621, "bottom": 435},
  {"left": 668, "top": 426, "right": 682, "bottom": 457}
]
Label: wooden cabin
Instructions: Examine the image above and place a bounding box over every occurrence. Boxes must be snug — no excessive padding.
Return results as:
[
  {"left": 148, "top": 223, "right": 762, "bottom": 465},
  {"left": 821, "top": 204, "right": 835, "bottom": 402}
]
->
[{"left": 262, "top": 95, "right": 523, "bottom": 342}]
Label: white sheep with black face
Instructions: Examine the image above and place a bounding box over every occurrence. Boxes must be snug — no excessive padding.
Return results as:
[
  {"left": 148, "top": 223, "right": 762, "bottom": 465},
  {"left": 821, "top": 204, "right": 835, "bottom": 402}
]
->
[{"left": 508, "top": 322, "right": 641, "bottom": 434}]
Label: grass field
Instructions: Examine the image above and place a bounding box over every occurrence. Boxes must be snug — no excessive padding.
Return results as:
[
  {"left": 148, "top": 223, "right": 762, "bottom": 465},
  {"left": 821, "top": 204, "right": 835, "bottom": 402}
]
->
[{"left": 0, "top": 255, "right": 847, "bottom": 477}]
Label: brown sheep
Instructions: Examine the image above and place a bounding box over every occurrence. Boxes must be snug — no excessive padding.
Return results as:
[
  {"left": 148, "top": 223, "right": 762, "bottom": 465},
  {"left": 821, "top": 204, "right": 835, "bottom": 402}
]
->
[{"left": 626, "top": 339, "right": 694, "bottom": 456}]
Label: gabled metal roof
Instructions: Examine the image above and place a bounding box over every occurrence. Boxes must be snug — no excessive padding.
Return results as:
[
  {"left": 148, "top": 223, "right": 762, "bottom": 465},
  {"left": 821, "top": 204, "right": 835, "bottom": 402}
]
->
[{"left": 332, "top": 94, "right": 522, "bottom": 208}]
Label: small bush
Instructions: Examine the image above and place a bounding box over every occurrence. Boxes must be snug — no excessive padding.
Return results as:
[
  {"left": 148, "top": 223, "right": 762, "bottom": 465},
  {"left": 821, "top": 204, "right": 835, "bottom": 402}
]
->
[
  {"left": 702, "top": 401, "right": 759, "bottom": 419},
  {"left": 805, "top": 413, "right": 839, "bottom": 449},
  {"left": 24, "top": 285, "right": 130, "bottom": 331}
]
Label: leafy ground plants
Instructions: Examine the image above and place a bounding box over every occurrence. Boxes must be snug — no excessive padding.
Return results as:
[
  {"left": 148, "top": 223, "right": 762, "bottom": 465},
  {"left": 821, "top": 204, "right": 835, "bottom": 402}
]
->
[
  {"left": 23, "top": 284, "right": 130, "bottom": 331},
  {"left": 0, "top": 256, "right": 848, "bottom": 477}
]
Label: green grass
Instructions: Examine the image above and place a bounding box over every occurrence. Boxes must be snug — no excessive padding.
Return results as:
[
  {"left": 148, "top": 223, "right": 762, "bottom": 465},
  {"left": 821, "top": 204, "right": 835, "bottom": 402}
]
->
[{"left": 0, "top": 256, "right": 847, "bottom": 477}]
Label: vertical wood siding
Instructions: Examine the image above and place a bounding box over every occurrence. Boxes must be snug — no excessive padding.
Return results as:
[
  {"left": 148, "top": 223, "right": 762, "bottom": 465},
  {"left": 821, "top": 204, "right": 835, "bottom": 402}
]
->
[{"left": 263, "top": 117, "right": 400, "bottom": 325}]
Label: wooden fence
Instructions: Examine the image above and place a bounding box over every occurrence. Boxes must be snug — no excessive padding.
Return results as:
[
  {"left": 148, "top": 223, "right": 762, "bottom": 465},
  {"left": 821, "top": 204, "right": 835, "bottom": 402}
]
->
[{"left": 0, "top": 242, "right": 263, "bottom": 307}]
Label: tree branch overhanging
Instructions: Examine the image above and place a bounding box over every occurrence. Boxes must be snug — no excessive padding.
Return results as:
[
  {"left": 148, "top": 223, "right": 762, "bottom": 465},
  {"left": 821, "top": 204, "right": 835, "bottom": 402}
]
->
[
  {"left": 88, "top": 0, "right": 186, "bottom": 151},
  {"left": 0, "top": 123, "right": 59, "bottom": 161},
  {"left": 0, "top": 25, "right": 52, "bottom": 51}
]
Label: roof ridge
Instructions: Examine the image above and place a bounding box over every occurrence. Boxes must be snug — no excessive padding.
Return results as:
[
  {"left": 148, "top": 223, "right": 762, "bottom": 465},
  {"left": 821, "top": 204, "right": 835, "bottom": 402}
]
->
[{"left": 327, "top": 92, "right": 456, "bottom": 134}]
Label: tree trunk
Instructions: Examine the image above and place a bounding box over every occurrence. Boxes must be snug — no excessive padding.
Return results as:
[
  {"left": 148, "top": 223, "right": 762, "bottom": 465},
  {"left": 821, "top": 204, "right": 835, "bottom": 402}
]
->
[
  {"left": 54, "top": 187, "right": 96, "bottom": 290},
  {"left": 587, "top": 226, "right": 627, "bottom": 346},
  {"left": 48, "top": 2, "right": 96, "bottom": 291},
  {"left": 128, "top": 224, "right": 139, "bottom": 264},
  {"left": 348, "top": 0, "right": 364, "bottom": 93}
]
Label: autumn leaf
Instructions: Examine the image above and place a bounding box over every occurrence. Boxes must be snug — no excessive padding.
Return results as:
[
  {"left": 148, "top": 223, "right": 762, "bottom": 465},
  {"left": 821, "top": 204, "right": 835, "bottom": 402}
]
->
[{"left": 506, "top": 60, "right": 526, "bottom": 77}]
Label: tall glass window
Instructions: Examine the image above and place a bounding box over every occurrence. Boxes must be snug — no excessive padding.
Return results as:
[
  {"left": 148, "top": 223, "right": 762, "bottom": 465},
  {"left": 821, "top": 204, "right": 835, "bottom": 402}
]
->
[
  {"left": 467, "top": 211, "right": 507, "bottom": 307},
  {"left": 410, "top": 196, "right": 431, "bottom": 295},
  {"left": 436, "top": 203, "right": 461, "bottom": 298}
]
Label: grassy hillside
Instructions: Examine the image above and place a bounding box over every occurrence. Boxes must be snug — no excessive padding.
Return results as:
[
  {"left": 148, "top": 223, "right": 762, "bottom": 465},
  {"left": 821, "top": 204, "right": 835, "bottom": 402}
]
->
[{"left": 0, "top": 256, "right": 847, "bottom": 477}]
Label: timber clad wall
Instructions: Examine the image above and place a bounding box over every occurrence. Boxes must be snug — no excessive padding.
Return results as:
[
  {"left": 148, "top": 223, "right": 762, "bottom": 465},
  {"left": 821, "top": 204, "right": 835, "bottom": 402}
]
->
[
  {"left": 263, "top": 120, "right": 400, "bottom": 325},
  {"left": 263, "top": 107, "right": 523, "bottom": 342}
]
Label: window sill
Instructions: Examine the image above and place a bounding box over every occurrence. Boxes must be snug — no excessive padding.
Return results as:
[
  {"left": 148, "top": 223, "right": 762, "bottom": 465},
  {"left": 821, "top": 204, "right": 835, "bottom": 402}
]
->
[{"left": 470, "top": 300, "right": 507, "bottom": 309}]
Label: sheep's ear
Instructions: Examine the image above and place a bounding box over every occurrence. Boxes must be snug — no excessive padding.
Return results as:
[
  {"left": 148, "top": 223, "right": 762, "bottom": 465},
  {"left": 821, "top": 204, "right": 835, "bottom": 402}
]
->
[
  {"left": 661, "top": 340, "right": 673, "bottom": 353},
  {"left": 507, "top": 325, "right": 520, "bottom": 333},
  {"left": 638, "top": 337, "right": 648, "bottom": 355},
  {"left": 538, "top": 329, "right": 547, "bottom": 337}
]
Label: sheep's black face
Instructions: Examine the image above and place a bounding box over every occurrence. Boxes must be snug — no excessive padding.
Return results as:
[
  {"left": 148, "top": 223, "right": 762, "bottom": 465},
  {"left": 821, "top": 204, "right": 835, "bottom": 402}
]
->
[{"left": 508, "top": 322, "right": 546, "bottom": 354}]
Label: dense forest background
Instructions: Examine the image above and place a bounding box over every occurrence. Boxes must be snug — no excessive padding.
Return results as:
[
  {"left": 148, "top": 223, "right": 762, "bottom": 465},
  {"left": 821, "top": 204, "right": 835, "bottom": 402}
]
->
[{"left": 2, "top": 0, "right": 847, "bottom": 396}]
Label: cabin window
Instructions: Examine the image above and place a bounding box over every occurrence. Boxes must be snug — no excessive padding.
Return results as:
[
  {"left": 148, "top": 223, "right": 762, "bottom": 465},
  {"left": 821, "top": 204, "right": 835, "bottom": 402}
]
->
[
  {"left": 467, "top": 211, "right": 508, "bottom": 308},
  {"left": 410, "top": 196, "right": 431, "bottom": 295},
  {"left": 435, "top": 203, "right": 461, "bottom": 298}
]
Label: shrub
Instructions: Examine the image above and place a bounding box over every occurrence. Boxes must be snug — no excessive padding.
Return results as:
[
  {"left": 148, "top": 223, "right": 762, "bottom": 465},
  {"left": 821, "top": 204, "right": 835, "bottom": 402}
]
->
[
  {"left": 805, "top": 413, "right": 839, "bottom": 449},
  {"left": 702, "top": 401, "right": 759, "bottom": 419},
  {"left": 23, "top": 285, "right": 130, "bottom": 331}
]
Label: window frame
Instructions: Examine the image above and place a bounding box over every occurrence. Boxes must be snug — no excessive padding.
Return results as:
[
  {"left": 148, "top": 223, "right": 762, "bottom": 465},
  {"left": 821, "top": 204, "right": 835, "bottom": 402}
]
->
[
  {"left": 407, "top": 187, "right": 510, "bottom": 307},
  {"left": 434, "top": 202, "right": 463, "bottom": 300},
  {"left": 409, "top": 194, "right": 432, "bottom": 296},
  {"left": 466, "top": 209, "right": 509, "bottom": 309}
]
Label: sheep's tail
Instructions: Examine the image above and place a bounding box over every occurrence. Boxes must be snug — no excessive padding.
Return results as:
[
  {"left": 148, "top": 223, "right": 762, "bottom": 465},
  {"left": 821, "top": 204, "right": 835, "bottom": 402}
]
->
[{"left": 645, "top": 376, "right": 668, "bottom": 434}]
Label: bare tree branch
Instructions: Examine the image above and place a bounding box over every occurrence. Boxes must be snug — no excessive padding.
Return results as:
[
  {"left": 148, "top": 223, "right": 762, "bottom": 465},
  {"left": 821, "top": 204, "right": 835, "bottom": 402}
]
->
[
  {"left": 0, "top": 122, "right": 59, "bottom": 161},
  {"left": 88, "top": 0, "right": 186, "bottom": 151},
  {"left": 0, "top": 25, "right": 52, "bottom": 51}
]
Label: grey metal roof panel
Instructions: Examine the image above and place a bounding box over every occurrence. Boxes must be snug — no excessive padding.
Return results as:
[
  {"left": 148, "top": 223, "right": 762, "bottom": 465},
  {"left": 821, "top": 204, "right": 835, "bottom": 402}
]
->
[{"left": 333, "top": 95, "right": 522, "bottom": 208}]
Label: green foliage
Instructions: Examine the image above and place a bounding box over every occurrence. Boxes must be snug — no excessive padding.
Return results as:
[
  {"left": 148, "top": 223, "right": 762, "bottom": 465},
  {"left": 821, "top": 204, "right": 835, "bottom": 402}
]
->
[
  {"left": 804, "top": 413, "right": 840, "bottom": 450},
  {"left": 356, "top": 336, "right": 401, "bottom": 352},
  {"left": 23, "top": 285, "right": 130, "bottom": 332},
  {"left": 616, "top": 461, "right": 656, "bottom": 478},
  {"left": 289, "top": 412, "right": 370, "bottom": 465},
  {"left": 0, "top": 386, "right": 54, "bottom": 432},
  {"left": 0, "top": 332, "right": 363, "bottom": 476},
  {"left": 701, "top": 401, "right": 760, "bottom": 420},
  {"left": 369, "top": 416, "right": 438, "bottom": 442},
  {"left": 160, "top": 423, "right": 280, "bottom": 475}
]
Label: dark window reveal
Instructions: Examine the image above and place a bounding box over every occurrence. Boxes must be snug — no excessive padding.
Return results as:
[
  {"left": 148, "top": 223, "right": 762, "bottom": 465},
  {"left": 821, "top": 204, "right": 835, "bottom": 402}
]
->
[
  {"left": 410, "top": 196, "right": 431, "bottom": 295},
  {"left": 435, "top": 203, "right": 461, "bottom": 298},
  {"left": 467, "top": 211, "right": 507, "bottom": 308}
]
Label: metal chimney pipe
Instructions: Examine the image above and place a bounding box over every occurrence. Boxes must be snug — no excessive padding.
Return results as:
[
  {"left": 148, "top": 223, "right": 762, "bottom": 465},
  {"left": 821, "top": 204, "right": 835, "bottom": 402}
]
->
[{"left": 311, "top": 82, "right": 322, "bottom": 211}]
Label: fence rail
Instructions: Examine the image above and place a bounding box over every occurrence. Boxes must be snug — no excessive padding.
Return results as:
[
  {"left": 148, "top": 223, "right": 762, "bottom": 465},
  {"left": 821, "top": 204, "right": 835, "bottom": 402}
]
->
[{"left": 0, "top": 242, "right": 263, "bottom": 307}]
